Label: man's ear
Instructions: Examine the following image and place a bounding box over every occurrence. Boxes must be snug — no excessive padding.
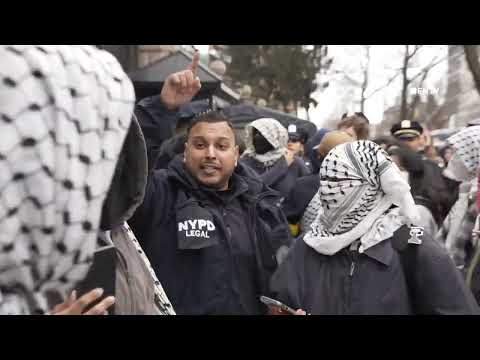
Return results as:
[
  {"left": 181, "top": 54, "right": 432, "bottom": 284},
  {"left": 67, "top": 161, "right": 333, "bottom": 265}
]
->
[{"left": 235, "top": 145, "right": 239, "bottom": 166}]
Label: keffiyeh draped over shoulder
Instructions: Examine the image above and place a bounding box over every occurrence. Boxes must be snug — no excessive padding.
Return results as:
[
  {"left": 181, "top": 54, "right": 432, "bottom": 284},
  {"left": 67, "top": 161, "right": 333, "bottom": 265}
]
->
[
  {"left": 445, "top": 125, "right": 480, "bottom": 181},
  {"left": 437, "top": 126, "right": 480, "bottom": 266},
  {"left": 304, "top": 140, "right": 420, "bottom": 255},
  {"left": 0, "top": 45, "right": 134, "bottom": 314},
  {"left": 243, "top": 118, "right": 288, "bottom": 167}
]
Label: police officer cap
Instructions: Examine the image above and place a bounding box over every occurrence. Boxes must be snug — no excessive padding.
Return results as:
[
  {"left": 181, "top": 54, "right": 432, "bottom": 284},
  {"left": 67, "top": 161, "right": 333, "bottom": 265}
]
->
[
  {"left": 390, "top": 120, "right": 423, "bottom": 139},
  {"left": 288, "top": 124, "right": 308, "bottom": 143}
]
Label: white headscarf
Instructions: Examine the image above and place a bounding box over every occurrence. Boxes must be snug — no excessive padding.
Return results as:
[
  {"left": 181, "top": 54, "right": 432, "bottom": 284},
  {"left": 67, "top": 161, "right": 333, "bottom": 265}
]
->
[
  {"left": 243, "top": 118, "right": 288, "bottom": 167},
  {"left": 304, "top": 140, "right": 420, "bottom": 255},
  {"left": 0, "top": 45, "right": 134, "bottom": 314}
]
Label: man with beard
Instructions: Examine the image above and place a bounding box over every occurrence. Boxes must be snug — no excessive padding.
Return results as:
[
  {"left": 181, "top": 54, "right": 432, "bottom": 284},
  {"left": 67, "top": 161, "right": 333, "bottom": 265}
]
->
[{"left": 129, "top": 55, "right": 291, "bottom": 315}]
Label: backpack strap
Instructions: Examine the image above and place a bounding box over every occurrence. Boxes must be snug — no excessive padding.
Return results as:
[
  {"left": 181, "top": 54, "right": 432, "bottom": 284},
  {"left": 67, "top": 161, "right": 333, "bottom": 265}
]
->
[{"left": 390, "top": 225, "right": 424, "bottom": 313}]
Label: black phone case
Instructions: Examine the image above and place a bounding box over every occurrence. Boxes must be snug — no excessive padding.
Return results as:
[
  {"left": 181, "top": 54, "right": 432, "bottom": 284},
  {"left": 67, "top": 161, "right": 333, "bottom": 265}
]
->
[{"left": 75, "top": 245, "right": 117, "bottom": 314}]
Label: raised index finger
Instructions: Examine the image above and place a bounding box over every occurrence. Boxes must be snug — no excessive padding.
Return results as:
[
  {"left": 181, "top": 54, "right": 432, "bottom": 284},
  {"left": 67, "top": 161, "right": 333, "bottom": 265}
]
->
[{"left": 188, "top": 50, "right": 200, "bottom": 77}]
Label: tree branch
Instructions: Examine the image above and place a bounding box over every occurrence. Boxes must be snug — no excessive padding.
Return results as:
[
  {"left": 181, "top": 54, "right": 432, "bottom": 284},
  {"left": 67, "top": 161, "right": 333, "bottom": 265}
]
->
[
  {"left": 409, "top": 55, "right": 448, "bottom": 82},
  {"left": 406, "top": 45, "right": 423, "bottom": 61},
  {"left": 409, "top": 69, "right": 430, "bottom": 119},
  {"left": 333, "top": 69, "right": 362, "bottom": 86},
  {"left": 360, "top": 46, "right": 370, "bottom": 112},
  {"left": 365, "top": 71, "right": 402, "bottom": 99}
]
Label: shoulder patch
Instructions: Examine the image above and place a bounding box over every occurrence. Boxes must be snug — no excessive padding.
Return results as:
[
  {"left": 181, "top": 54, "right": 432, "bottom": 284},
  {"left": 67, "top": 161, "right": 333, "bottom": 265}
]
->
[{"left": 408, "top": 226, "right": 424, "bottom": 245}]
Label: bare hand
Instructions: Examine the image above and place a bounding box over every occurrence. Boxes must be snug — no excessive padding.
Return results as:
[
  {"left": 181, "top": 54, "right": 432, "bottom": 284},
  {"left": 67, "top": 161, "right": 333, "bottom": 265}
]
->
[
  {"left": 50, "top": 289, "right": 115, "bottom": 315},
  {"left": 160, "top": 51, "right": 202, "bottom": 110},
  {"left": 285, "top": 149, "right": 295, "bottom": 167},
  {"left": 267, "top": 305, "right": 307, "bottom": 315},
  {"left": 267, "top": 305, "right": 289, "bottom": 315}
]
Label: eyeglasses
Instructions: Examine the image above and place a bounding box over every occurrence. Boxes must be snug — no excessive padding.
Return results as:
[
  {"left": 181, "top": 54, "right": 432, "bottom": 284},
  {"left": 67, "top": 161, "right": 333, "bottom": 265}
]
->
[{"left": 341, "top": 112, "right": 370, "bottom": 124}]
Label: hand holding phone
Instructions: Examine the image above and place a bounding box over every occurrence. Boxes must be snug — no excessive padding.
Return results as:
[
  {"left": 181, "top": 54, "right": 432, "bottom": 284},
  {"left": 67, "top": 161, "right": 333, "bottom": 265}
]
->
[
  {"left": 75, "top": 245, "right": 116, "bottom": 314},
  {"left": 260, "top": 296, "right": 297, "bottom": 315}
]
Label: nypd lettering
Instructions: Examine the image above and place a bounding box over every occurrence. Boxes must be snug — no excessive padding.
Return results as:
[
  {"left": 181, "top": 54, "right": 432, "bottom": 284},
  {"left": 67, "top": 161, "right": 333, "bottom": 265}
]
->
[
  {"left": 175, "top": 194, "right": 219, "bottom": 250},
  {"left": 178, "top": 219, "right": 216, "bottom": 239}
]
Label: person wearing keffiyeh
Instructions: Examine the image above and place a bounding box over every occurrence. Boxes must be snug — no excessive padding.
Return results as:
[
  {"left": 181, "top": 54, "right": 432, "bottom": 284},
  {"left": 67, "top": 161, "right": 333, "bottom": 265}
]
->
[
  {"left": 241, "top": 118, "right": 309, "bottom": 200},
  {"left": 270, "top": 140, "right": 478, "bottom": 315},
  {"left": 437, "top": 125, "right": 480, "bottom": 271},
  {"left": 283, "top": 130, "right": 353, "bottom": 238},
  {"left": 0, "top": 45, "right": 134, "bottom": 314}
]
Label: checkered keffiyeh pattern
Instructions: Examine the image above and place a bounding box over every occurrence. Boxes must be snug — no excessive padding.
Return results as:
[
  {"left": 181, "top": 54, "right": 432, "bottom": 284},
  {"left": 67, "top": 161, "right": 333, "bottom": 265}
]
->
[
  {"left": 0, "top": 45, "right": 134, "bottom": 314},
  {"left": 304, "top": 141, "right": 418, "bottom": 255},
  {"left": 447, "top": 125, "right": 480, "bottom": 178}
]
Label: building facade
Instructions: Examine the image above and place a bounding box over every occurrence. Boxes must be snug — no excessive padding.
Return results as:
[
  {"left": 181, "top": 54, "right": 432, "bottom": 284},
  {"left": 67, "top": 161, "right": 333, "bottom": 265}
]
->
[{"left": 444, "top": 45, "right": 480, "bottom": 127}]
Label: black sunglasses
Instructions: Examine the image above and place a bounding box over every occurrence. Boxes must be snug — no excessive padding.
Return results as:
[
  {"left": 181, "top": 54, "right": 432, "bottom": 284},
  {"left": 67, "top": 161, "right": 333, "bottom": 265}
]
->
[{"left": 341, "top": 112, "right": 370, "bottom": 124}]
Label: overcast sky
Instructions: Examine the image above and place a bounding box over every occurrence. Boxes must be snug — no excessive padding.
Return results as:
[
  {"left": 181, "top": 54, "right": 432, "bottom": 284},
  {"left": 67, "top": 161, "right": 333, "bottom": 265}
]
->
[{"left": 303, "top": 45, "right": 448, "bottom": 127}]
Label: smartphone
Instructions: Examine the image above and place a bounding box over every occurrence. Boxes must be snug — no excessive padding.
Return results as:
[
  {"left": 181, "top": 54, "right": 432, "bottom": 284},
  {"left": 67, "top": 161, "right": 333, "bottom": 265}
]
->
[
  {"left": 260, "top": 295, "right": 297, "bottom": 315},
  {"left": 75, "top": 245, "right": 116, "bottom": 314}
]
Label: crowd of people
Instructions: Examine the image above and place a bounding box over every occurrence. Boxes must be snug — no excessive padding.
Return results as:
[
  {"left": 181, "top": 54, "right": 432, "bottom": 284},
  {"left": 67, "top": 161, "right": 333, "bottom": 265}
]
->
[{"left": 1, "top": 45, "right": 480, "bottom": 315}]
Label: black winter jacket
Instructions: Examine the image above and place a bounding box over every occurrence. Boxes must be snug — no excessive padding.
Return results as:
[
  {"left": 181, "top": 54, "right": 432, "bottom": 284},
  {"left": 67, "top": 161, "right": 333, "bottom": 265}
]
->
[
  {"left": 240, "top": 156, "right": 309, "bottom": 201},
  {"left": 130, "top": 156, "right": 292, "bottom": 315},
  {"left": 134, "top": 96, "right": 178, "bottom": 170},
  {"left": 282, "top": 174, "right": 320, "bottom": 225},
  {"left": 270, "top": 226, "right": 479, "bottom": 315}
]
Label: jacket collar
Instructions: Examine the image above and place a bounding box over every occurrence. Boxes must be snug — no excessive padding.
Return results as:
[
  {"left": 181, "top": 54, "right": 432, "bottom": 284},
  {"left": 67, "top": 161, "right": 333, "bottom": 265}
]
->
[
  {"left": 167, "top": 155, "right": 263, "bottom": 203},
  {"left": 362, "top": 239, "right": 394, "bottom": 266}
]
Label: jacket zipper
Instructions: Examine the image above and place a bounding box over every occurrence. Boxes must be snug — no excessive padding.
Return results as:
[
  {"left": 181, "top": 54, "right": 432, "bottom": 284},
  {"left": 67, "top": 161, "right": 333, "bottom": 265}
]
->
[
  {"left": 350, "top": 261, "right": 355, "bottom": 277},
  {"left": 219, "top": 205, "right": 237, "bottom": 308},
  {"left": 346, "top": 249, "right": 357, "bottom": 314}
]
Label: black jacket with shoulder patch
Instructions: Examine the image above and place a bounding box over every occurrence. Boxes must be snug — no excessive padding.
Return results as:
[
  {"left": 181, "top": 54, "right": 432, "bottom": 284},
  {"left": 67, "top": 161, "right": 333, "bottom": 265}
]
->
[
  {"left": 270, "top": 226, "right": 479, "bottom": 315},
  {"left": 130, "top": 155, "right": 292, "bottom": 315}
]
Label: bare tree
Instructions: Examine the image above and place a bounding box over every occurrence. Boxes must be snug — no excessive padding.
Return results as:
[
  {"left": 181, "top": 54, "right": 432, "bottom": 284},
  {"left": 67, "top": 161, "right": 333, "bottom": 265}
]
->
[
  {"left": 464, "top": 45, "right": 480, "bottom": 96},
  {"left": 408, "top": 68, "right": 429, "bottom": 120},
  {"left": 331, "top": 45, "right": 371, "bottom": 112},
  {"left": 360, "top": 46, "right": 371, "bottom": 112},
  {"left": 365, "top": 71, "right": 402, "bottom": 99},
  {"left": 399, "top": 45, "right": 423, "bottom": 121},
  {"left": 398, "top": 45, "right": 452, "bottom": 122},
  {"left": 364, "top": 45, "right": 446, "bottom": 122}
]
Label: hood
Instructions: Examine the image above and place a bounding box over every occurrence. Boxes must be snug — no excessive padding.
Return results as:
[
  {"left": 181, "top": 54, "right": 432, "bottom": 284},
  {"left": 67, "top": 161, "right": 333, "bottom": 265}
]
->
[
  {"left": 242, "top": 118, "right": 288, "bottom": 167},
  {"left": 100, "top": 114, "right": 148, "bottom": 230},
  {"left": 154, "top": 133, "right": 187, "bottom": 170}
]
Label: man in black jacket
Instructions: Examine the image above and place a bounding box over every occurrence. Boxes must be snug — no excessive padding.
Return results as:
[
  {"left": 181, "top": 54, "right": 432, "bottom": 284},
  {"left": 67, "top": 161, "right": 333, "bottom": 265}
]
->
[
  {"left": 130, "top": 53, "right": 291, "bottom": 315},
  {"left": 391, "top": 120, "right": 458, "bottom": 223}
]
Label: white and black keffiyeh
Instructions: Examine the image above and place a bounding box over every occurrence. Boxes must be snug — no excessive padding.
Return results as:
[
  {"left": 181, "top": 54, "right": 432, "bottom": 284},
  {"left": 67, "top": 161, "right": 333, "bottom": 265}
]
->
[
  {"left": 0, "top": 45, "right": 134, "bottom": 314},
  {"left": 304, "top": 140, "right": 420, "bottom": 255},
  {"left": 300, "top": 192, "right": 321, "bottom": 233},
  {"left": 243, "top": 118, "right": 288, "bottom": 167},
  {"left": 446, "top": 125, "right": 480, "bottom": 180},
  {"left": 437, "top": 126, "right": 480, "bottom": 263}
]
